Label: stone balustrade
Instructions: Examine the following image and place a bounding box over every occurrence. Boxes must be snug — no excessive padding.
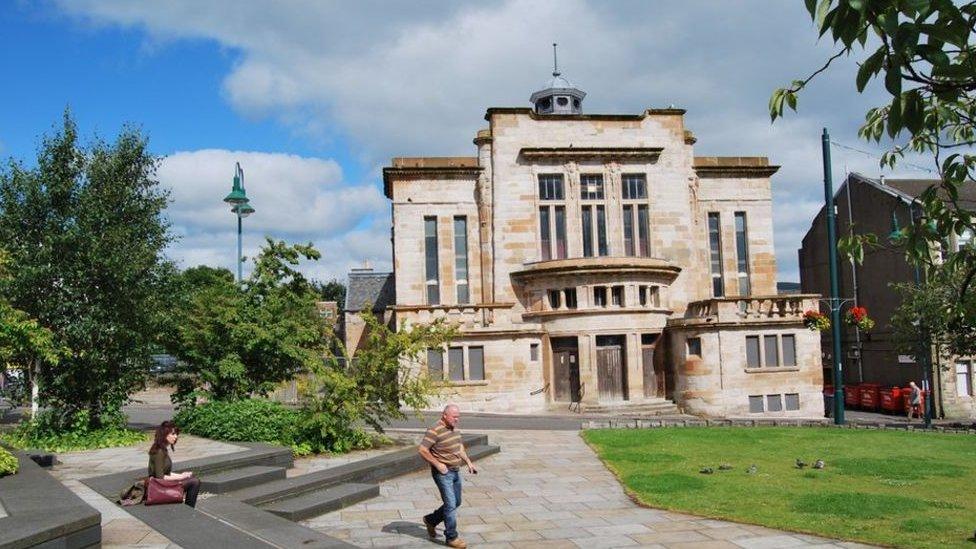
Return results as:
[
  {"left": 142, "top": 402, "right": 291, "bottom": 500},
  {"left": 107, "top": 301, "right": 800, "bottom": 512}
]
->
[
  {"left": 679, "top": 294, "right": 820, "bottom": 325},
  {"left": 393, "top": 302, "right": 515, "bottom": 329}
]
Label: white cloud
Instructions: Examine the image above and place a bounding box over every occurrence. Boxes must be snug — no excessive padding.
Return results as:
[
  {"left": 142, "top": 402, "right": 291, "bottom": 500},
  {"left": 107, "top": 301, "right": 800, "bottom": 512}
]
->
[
  {"left": 57, "top": 0, "right": 940, "bottom": 283},
  {"left": 160, "top": 149, "right": 389, "bottom": 281}
]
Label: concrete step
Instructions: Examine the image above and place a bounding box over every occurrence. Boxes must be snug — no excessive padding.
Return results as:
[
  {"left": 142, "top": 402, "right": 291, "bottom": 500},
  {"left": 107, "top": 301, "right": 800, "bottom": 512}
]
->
[
  {"left": 583, "top": 399, "right": 681, "bottom": 415},
  {"left": 199, "top": 496, "right": 356, "bottom": 548},
  {"left": 230, "top": 434, "right": 496, "bottom": 506},
  {"left": 201, "top": 465, "right": 287, "bottom": 494},
  {"left": 261, "top": 483, "right": 379, "bottom": 521}
]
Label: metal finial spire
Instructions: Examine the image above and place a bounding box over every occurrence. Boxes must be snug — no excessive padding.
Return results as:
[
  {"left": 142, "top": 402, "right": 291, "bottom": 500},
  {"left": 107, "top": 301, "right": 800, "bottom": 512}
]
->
[{"left": 552, "top": 43, "right": 560, "bottom": 77}]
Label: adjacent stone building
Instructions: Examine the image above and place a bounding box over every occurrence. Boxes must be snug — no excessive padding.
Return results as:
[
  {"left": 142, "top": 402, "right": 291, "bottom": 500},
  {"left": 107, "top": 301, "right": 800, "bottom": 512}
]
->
[
  {"left": 376, "top": 70, "right": 823, "bottom": 417},
  {"left": 799, "top": 173, "right": 976, "bottom": 419}
]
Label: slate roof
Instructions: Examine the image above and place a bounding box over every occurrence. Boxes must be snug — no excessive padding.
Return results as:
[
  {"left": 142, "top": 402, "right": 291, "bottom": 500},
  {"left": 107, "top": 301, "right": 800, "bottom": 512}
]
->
[
  {"left": 345, "top": 270, "right": 395, "bottom": 312},
  {"left": 848, "top": 173, "right": 976, "bottom": 209}
]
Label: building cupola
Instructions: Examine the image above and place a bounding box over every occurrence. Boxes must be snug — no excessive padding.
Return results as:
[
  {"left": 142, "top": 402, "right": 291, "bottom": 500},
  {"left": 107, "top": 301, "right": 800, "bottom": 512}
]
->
[{"left": 530, "top": 43, "right": 585, "bottom": 115}]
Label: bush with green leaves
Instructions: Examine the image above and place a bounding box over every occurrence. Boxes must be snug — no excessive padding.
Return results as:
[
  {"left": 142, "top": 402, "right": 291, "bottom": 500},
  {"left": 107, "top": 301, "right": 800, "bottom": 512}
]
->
[
  {"left": 0, "top": 446, "right": 17, "bottom": 477},
  {"left": 1, "top": 409, "right": 147, "bottom": 453},
  {"left": 174, "top": 399, "right": 308, "bottom": 452}
]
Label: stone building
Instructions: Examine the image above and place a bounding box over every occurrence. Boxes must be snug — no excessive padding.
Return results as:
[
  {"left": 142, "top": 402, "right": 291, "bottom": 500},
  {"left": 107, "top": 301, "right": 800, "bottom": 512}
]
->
[
  {"left": 377, "top": 69, "right": 823, "bottom": 417},
  {"left": 799, "top": 173, "right": 976, "bottom": 419}
]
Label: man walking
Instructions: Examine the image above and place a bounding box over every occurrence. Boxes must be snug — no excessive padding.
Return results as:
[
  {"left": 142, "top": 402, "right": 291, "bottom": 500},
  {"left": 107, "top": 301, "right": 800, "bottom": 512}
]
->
[{"left": 418, "top": 404, "right": 478, "bottom": 548}]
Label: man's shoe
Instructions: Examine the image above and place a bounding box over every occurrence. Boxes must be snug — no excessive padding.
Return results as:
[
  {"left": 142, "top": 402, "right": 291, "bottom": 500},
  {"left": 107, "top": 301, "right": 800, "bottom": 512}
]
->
[
  {"left": 446, "top": 538, "right": 467, "bottom": 548},
  {"left": 423, "top": 517, "right": 437, "bottom": 539}
]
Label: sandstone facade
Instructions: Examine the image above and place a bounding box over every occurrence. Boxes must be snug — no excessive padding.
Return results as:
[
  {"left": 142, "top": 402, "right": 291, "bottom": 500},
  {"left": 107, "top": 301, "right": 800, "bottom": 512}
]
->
[{"left": 379, "top": 104, "right": 823, "bottom": 417}]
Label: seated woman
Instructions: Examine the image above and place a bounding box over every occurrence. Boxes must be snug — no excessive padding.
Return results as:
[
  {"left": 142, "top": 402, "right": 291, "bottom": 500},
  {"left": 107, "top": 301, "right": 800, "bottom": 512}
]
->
[{"left": 148, "top": 421, "right": 201, "bottom": 507}]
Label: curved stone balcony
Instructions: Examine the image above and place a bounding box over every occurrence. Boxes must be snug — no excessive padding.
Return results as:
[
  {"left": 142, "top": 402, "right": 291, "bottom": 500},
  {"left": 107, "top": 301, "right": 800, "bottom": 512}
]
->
[{"left": 510, "top": 256, "right": 681, "bottom": 283}]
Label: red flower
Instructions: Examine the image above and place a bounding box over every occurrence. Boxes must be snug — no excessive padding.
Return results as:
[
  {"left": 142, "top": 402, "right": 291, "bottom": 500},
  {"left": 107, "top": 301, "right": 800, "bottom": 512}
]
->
[{"left": 849, "top": 306, "right": 868, "bottom": 321}]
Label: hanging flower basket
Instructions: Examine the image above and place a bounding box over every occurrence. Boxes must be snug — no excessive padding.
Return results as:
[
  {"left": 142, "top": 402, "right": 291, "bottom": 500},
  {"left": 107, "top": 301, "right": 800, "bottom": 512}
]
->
[
  {"left": 803, "top": 310, "right": 831, "bottom": 332},
  {"left": 845, "top": 306, "right": 875, "bottom": 331}
]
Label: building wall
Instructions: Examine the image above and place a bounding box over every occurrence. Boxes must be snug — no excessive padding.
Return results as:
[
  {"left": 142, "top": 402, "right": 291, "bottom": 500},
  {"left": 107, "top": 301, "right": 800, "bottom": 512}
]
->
[{"left": 383, "top": 108, "right": 812, "bottom": 416}]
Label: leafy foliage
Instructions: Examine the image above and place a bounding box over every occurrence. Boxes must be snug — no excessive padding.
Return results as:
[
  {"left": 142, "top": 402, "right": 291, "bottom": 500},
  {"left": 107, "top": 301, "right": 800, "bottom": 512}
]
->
[
  {"left": 164, "top": 241, "right": 330, "bottom": 404},
  {"left": 891, "top": 266, "right": 976, "bottom": 359},
  {"left": 300, "top": 308, "right": 455, "bottom": 442},
  {"left": 173, "top": 399, "right": 314, "bottom": 455},
  {"left": 312, "top": 279, "right": 346, "bottom": 310},
  {"left": 0, "top": 446, "right": 17, "bottom": 477},
  {"left": 0, "top": 112, "right": 173, "bottom": 427},
  {"left": 0, "top": 409, "right": 147, "bottom": 453},
  {"left": 772, "top": 0, "right": 976, "bottom": 357}
]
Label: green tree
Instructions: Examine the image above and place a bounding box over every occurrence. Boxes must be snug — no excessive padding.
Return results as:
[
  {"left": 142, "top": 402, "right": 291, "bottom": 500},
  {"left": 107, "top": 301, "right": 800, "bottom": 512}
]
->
[
  {"left": 167, "top": 239, "right": 330, "bottom": 403},
  {"left": 312, "top": 279, "right": 346, "bottom": 310},
  {"left": 0, "top": 112, "right": 172, "bottom": 427},
  {"left": 771, "top": 0, "right": 976, "bottom": 355},
  {"left": 299, "top": 308, "right": 456, "bottom": 452},
  {"left": 891, "top": 266, "right": 976, "bottom": 359}
]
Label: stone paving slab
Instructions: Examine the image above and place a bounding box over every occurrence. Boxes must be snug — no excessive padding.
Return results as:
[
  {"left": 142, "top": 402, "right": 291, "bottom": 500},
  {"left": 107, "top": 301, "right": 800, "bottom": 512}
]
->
[{"left": 303, "top": 430, "right": 880, "bottom": 548}]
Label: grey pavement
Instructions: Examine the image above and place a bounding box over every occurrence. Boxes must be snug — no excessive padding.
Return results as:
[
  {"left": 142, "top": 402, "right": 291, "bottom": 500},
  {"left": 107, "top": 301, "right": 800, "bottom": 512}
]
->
[{"left": 301, "top": 430, "right": 878, "bottom": 549}]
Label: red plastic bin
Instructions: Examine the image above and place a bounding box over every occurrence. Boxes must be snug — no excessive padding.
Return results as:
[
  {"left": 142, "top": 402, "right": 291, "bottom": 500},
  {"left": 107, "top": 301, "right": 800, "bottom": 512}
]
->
[
  {"left": 845, "top": 384, "right": 862, "bottom": 408},
  {"left": 860, "top": 384, "right": 881, "bottom": 411},
  {"left": 880, "top": 387, "right": 903, "bottom": 414}
]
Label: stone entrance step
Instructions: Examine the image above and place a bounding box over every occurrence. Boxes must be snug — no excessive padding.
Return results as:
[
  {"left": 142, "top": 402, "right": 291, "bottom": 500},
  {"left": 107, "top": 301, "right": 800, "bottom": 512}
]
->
[
  {"left": 201, "top": 465, "right": 287, "bottom": 494},
  {"left": 262, "top": 482, "right": 379, "bottom": 521},
  {"left": 583, "top": 398, "right": 681, "bottom": 415}
]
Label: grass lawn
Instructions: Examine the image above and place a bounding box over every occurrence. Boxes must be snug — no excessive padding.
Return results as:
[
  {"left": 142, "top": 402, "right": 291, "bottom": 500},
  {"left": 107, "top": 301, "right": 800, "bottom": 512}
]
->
[{"left": 583, "top": 427, "right": 976, "bottom": 549}]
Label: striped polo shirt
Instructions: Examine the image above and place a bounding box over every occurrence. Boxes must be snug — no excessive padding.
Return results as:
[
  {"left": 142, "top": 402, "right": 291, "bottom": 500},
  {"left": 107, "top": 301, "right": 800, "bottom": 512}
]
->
[{"left": 421, "top": 419, "right": 463, "bottom": 468}]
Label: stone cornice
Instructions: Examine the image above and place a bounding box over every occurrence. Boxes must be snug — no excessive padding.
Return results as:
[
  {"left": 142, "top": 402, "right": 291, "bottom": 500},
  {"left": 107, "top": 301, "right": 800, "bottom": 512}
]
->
[
  {"left": 694, "top": 165, "right": 781, "bottom": 178},
  {"left": 511, "top": 257, "right": 681, "bottom": 281},
  {"left": 383, "top": 166, "right": 482, "bottom": 199},
  {"left": 519, "top": 147, "right": 663, "bottom": 162},
  {"left": 484, "top": 107, "right": 687, "bottom": 121}
]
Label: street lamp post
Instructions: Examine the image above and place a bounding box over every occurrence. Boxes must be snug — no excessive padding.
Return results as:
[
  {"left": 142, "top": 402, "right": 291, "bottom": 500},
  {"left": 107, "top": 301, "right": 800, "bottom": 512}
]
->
[
  {"left": 822, "top": 128, "right": 845, "bottom": 424},
  {"left": 223, "top": 162, "right": 255, "bottom": 282}
]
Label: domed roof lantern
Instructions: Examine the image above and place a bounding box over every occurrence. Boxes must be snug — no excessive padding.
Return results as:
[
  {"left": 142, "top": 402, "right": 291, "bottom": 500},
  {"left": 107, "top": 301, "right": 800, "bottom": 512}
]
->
[{"left": 530, "top": 43, "right": 586, "bottom": 115}]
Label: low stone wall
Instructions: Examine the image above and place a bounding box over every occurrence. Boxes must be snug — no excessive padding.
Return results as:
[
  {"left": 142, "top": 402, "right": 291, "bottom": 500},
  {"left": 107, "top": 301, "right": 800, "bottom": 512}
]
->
[
  {"left": 582, "top": 417, "right": 976, "bottom": 434},
  {"left": 0, "top": 450, "right": 101, "bottom": 549}
]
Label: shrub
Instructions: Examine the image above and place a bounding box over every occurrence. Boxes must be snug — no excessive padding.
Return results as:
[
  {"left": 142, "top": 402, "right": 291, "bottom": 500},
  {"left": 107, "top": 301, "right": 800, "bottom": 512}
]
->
[
  {"left": 0, "top": 446, "right": 17, "bottom": 477},
  {"left": 175, "top": 399, "right": 375, "bottom": 456},
  {"left": 0, "top": 409, "right": 147, "bottom": 453}
]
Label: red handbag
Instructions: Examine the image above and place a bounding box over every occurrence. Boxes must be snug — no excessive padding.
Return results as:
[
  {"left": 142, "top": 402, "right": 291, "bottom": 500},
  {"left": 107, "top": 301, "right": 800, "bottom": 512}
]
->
[{"left": 145, "top": 477, "right": 184, "bottom": 505}]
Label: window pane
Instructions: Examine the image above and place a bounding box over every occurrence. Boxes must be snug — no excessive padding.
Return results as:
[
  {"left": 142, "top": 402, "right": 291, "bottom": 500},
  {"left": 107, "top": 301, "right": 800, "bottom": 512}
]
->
[
  {"left": 468, "top": 347, "right": 484, "bottom": 380},
  {"left": 767, "top": 394, "right": 783, "bottom": 412},
  {"left": 454, "top": 217, "right": 469, "bottom": 304},
  {"left": 764, "top": 335, "right": 779, "bottom": 367},
  {"left": 957, "top": 362, "right": 973, "bottom": 397},
  {"left": 597, "top": 205, "right": 608, "bottom": 256},
  {"left": 539, "top": 207, "right": 551, "bottom": 261},
  {"left": 782, "top": 335, "right": 796, "bottom": 366},
  {"left": 687, "top": 337, "right": 702, "bottom": 357},
  {"left": 638, "top": 205, "right": 650, "bottom": 257},
  {"left": 425, "top": 217, "right": 440, "bottom": 305},
  {"left": 623, "top": 205, "right": 634, "bottom": 256},
  {"left": 708, "top": 212, "right": 724, "bottom": 297},
  {"left": 785, "top": 393, "right": 800, "bottom": 411},
  {"left": 538, "top": 174, "right": 564, "bottom": 200},
  {"left": 565, "top": 288, "right": 577, "bottom": 309},
  {"left": 554, "top": 206, "right": 566, "bottom": 259},
  {"left": 746, "top": 336, "right": 760, "bottom": 368},
  {"left": 582, "top": 206, "right": 593, "bottom": 257},
  {"left": 548, "top": 289, "right": 561, "bottom": 309},
  {"left": 749, "top": 395, "right": 764, "bottom": 413},
  {"left": 448, "top": 347, "right": 464, "bottom": 381},
  {"left": 735, "top": 212, "right": 751, "bottom": 295},
  {"left": 611, "top": 285, "right": 624, "bottom": 306},
  {"left": 622, "top": 174, "right": 647, "bottom": 199},
  {"left": 530, "top": 343, "right": 539, "bottom": 361},
  {"left": 427, "top": 349, "right": 443, "bottom": 380},
  {"left": 639, "top": 285, "right": 647, "bottom": 306},
  {"left": 594, "top": 286, "right": 607, "bottom": 307},
  {"left": 580, "top": 174, "right": 604, "bottom": 200}
]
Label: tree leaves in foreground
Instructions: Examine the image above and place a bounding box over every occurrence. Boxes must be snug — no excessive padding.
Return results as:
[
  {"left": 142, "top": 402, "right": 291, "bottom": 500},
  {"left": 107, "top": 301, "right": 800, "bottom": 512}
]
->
[
  {"left": 771, "top": 0, "right": 976, "bottom": 356},
  {"left": 166, "top": 240, "right": 329, "bottom": 403},
  {"left": 0, "top": 112, "right": 172, "bottom": 428}
]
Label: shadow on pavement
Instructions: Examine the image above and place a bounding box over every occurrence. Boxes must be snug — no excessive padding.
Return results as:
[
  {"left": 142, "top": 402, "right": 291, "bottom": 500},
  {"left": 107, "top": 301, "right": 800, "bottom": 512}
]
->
[{"left": 381, "top": 520, "right": 435, "bottom": 542}]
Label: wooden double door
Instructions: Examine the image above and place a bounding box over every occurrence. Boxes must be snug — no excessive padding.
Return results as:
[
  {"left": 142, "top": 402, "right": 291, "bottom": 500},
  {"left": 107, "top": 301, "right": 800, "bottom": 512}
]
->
[{"left": 551, "top": 338, "right": 581, "bottom": 403}]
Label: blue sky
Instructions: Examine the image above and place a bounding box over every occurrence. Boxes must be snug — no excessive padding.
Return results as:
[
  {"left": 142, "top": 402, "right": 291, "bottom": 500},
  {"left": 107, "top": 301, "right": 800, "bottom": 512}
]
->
[{"left": 0, "top": 1, "right": 935, "bottom": 283}]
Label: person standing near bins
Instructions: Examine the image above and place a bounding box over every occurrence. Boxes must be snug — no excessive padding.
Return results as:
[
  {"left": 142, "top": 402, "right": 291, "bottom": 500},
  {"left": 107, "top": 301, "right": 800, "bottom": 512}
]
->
[
  {"left": 419, "top": 404, "right": 478, "bottom": 548},
  {"left": 907, "top": 381, "right": 923, "bottom": 421}
]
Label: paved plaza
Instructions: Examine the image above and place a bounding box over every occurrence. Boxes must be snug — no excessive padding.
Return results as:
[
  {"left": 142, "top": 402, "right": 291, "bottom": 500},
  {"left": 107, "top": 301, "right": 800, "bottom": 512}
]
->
[
  {"left": 40, "top": 419, "right": 879, "bottom": 548},
  {"left": 302, "top": 430, "right": 876, "bottom": 549}
]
